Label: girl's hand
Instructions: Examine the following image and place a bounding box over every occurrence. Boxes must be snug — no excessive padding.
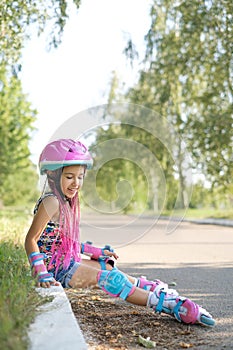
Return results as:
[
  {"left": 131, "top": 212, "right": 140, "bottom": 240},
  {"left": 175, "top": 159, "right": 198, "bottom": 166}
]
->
[
  {"left": 37, "top": 278, "right": 60, "bottom": 288},
  {"left": 103, "top": 249, "right": 119, "bottom": 260}
]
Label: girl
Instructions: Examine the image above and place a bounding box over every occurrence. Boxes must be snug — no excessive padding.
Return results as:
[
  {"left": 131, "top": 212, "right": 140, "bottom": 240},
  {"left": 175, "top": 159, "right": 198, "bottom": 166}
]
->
[{"left": 25, "top": 138, "right": 215, "bottom": 327}]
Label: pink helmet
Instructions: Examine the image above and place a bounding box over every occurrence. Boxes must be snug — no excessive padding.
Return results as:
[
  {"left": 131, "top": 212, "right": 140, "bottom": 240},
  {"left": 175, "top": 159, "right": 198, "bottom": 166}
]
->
[{"left": 39, "top": 139, "right": 93, "bottom": 174}]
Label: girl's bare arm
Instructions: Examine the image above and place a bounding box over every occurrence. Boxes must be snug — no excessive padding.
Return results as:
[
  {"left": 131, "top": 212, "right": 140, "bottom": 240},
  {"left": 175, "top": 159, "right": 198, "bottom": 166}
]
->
[{"left": 24, "top": 196, "right": 59, "bottom": 256}]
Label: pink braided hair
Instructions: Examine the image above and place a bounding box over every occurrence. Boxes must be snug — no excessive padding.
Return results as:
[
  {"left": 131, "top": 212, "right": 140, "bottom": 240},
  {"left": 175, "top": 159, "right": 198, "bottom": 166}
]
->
[{"left": 47, "top": 168, "right": 81, "bottom": 275}]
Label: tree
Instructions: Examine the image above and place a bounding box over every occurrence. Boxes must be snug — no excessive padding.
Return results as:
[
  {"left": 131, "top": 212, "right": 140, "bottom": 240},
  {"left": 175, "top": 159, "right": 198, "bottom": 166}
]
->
[
  {"left": 1, "top": 164, "right": 39, "bottom": 206},
  {"left": 0, "top": 0, "right": 82, "bottom": 205},
  {"left": 0, "top": 65, "right": 37, "bottom": 201},
  {"left": 127, "top": 0, "right": 233, "bottom": 191},
  {"left": 82, "top": 98, "right": 179, "bottom": 213},
  {"left": 0, "top": 0, "right": 81, "bottom": 68}
]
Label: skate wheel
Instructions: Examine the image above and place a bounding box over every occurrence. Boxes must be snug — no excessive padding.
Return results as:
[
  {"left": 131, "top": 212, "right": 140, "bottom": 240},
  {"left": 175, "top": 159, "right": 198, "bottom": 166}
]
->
[{"left": 200, "top": 315, "right": 215, "bottom": 326}]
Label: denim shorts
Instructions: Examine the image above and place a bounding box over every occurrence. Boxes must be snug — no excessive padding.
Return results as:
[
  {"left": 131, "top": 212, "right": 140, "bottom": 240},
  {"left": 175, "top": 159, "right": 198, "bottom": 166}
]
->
[{"left": 50, "top": 260, "right": 81, "bottom": 288}]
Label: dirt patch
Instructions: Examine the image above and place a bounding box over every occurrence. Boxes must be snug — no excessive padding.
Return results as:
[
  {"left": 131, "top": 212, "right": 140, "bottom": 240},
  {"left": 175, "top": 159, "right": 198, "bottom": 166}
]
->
[{"left": 66, "top": 288, "right": 213, "bottom": 350}]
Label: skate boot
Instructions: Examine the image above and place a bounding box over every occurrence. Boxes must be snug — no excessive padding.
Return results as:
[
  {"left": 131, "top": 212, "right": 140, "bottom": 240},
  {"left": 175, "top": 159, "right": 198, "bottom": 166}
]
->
[{"left": 138, "top": 276, "right": 215, "bottom": 326}]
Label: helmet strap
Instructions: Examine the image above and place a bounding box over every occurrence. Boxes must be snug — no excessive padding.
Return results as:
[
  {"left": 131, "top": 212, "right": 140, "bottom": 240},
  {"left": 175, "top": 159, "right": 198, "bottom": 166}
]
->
[{"left": 41, "top": 176, "right": 48, "bottom": 196}]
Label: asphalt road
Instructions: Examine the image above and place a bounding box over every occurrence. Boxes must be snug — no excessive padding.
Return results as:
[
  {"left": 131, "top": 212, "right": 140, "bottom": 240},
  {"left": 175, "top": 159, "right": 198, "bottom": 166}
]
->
[{"left": 80, "top": 213, "right": 233, "bottom": 349}]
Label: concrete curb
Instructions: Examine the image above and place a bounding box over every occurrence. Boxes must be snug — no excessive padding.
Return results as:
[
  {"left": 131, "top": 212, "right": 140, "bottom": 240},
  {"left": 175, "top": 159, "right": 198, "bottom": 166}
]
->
[
  {"left": 28, "top": 284, "right": 88, "bottom": 350},
  {"left": 187, "top": 218, "right": 233, "bottom": 227}
]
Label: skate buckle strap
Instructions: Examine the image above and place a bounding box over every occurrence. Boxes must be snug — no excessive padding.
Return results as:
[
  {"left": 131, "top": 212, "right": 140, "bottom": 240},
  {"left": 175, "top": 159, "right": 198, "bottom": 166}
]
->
[
  {"left": 155, "top": 290, "right": 166, "bottom": 313},
  {"left": 99, "top": 259, "right": 107, "bottom": 270},
  {"left": 173, "top": 299, "right": 183, "bottom": 322},
  {"left": 120, "top": 281, "right": 136, "bottom": 300}
]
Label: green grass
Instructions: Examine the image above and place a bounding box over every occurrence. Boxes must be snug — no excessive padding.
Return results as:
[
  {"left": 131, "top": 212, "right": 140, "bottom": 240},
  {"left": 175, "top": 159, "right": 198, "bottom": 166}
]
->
[
  {"left": 161, "top": 207, "right": 233, "bottom": 220},
  {"left": 124, "top": 206, "right": 233, "bottom": 220},
  {"left": 0, "top": 210, "right": 43, "bottom": 350}
]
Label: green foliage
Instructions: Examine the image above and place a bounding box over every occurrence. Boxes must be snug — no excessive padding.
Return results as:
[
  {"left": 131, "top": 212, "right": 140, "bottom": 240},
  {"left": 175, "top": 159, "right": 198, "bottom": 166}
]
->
[
  {"left": 0, "top": 0, "right": 82, "bottom": 67},
  {"left": 96, "top": 159, "right": 148, "bottom": 213},
  {"left": 128, "top": 0, "right": 233, "bottom": 190},
  {"left": 0, "top": 0, "right": 82, "bottom": 206},
  {"left": 100, "top": 0, "right": 232, "bottom": 212},
  {"left": 84, "top": 114, "right": 182, "bottom": 213},
  {"left": 189, "top": 181, "right": 233, "bottom": 211},
  {"left": 161, "top": 207, "right": 233, "bottom": 220},
  {"left": 0, "top": 66, "right": 37, "bottom": 203},
  {"left": 0, "top": 213, "right": 41, "bottom": 350},
  {"left": 1, "top": 164, "right": 39, "bottom": 206}
]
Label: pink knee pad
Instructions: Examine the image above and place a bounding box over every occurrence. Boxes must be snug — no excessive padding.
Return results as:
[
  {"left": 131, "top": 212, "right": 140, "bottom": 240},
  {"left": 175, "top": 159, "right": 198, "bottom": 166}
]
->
[{"left": 174, "top": 298, "right": 199, "bottom": 324}]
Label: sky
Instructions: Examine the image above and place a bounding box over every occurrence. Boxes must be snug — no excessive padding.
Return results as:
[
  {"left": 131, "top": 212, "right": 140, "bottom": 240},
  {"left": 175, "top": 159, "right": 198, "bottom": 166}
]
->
[{"left": 21, "top": 0, "right": 152, "bottom": 164}]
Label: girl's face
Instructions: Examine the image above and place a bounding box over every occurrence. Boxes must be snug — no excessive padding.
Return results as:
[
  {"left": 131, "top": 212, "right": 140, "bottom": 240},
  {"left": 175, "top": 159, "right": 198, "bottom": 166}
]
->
[{"left": 60, "top": 165, "right": 86, "bottom": 199}]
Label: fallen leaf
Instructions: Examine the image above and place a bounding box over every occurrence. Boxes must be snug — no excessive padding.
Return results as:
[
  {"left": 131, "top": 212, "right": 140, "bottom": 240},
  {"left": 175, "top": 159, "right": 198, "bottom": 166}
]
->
[
  {"left": 138, "top": 335, "right": 156, "bottom": 348},
  {"left": 169, "top": 281, "right": 177, "bottom": 287},
  {"left": 179, "top": 342, "right": 193, "bottom": 348}
]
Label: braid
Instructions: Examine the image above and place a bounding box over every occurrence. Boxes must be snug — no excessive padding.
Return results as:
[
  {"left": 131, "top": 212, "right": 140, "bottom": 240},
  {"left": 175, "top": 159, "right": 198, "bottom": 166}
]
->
[{"left": 46, "top": 169, "right": 81, "bottom": 274}]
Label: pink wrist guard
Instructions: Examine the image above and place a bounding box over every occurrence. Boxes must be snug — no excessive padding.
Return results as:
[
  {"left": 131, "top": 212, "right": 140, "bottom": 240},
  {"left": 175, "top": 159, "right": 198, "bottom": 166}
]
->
[
  {"left": 29, "top": 252, "right": 47, "bottom": 265},
  {"left": 29, "top": 252, "right": 54, "bottom": 283},
  {"left": 81, "top": 242, "right": 104, "bottom": 260}
]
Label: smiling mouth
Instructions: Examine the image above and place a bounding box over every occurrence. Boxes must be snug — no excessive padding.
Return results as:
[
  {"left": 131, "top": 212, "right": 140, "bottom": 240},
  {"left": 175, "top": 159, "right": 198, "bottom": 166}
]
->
[{"left": 66, "top": 188, "right": 78, "bottom": 196}]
